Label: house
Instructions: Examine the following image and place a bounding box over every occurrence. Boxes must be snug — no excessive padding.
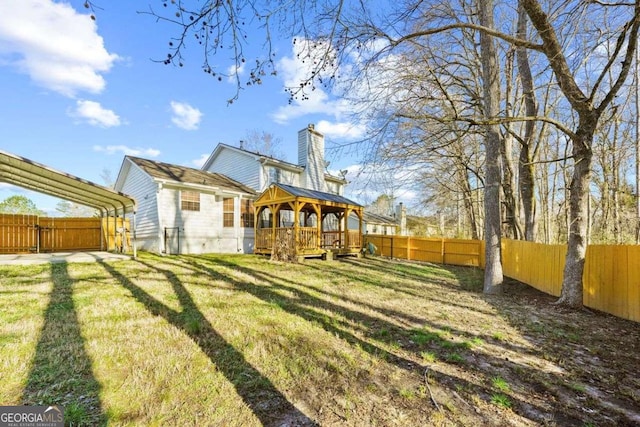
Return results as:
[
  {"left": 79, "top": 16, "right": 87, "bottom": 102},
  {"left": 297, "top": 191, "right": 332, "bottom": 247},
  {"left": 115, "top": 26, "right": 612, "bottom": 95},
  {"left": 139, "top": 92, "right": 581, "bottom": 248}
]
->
[
  {"left": 201, "top": 124, "right": 347, "bottom": 195},
  {"left": 114, "top": 156, "right": 256, "bottom": 254},
  {"left": 363, "top": 211, "right": 398, "bottom": 235},
  {"left": 350, "top": 202, "right": 407, "bottom": 236}
]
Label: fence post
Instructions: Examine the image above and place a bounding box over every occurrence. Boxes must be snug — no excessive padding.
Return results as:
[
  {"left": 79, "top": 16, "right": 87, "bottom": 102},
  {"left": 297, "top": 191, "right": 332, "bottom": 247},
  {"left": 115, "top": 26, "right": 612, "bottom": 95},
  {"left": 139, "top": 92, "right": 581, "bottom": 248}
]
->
[{"left": 407, "top": 235, "right": 411, "bottom": 261}]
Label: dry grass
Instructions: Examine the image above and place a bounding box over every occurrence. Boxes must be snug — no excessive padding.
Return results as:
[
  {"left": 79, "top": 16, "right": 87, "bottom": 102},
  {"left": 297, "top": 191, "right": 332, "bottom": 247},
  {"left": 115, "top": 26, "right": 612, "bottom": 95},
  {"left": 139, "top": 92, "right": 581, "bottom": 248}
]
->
[{"left": 1, "top": 253, "right": 639, "bottom": 426}]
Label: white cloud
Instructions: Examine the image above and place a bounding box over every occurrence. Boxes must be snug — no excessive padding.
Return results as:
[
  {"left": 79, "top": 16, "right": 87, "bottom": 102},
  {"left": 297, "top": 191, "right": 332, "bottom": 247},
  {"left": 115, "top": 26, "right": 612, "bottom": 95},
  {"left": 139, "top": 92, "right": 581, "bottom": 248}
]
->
[
  {"left": 70, "top": 100, "right": 121, "bottom": 127},
  {"left": 192, "top": 153, "right": 210, "bottom": 168},
  {"left": 316, "top": 120, "right": 366, "bottom": 140},
  {"left": 170, "top": 101, "right": 203, "bottom": 130},
  {"left": 0, "top": 0, "right": 119, "bottom": 97},
  {"left": 227, "top": 63, "right": 245, "bottom": 82},
  {"left": 93, "top": 145, "right": 161, "bottom": 158},
  {"left": 271, "top": 37, "right": 412, "bottom": 144},
  {"left": 271, "top": 39, "right": 369, "bottom": 141},
  {"left": 0, "top": 183, "right": 22, "bottom": 192},
  {"left": 271, "top": 40, "right": 339, "bottom": 123}
]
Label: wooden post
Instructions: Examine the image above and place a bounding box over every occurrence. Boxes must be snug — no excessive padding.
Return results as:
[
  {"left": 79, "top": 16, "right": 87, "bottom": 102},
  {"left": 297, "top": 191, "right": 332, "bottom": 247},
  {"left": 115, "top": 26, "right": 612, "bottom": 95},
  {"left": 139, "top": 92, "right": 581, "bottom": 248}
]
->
[
  {"left": 314, "top": 204, "right": 322, "bottom": 250},
  {"left": 344, "top": 208, "right": 351, "bottom": 251},
  {"left": 294, "top": 201, "right": 300, "bottom": 256},
  {"left": 270, "top": 204, "right": 278, "bottom": 254}
]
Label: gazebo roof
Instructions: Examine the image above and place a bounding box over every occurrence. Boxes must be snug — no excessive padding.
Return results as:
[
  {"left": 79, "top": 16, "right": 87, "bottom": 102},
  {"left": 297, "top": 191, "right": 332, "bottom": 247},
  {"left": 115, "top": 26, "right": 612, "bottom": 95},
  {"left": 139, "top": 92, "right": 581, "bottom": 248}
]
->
[{"left": 254, "top": 183, "right": 362, "bottom": 213}]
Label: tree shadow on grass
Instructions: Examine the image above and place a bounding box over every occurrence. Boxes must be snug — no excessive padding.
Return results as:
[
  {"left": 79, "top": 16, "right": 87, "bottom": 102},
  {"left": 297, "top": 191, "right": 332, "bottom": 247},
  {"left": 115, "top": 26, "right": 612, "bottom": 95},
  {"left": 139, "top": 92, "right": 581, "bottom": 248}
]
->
[
  {"left": 99, "top": 260, "right": 317, "bottom": 427},
  {"left": 434, "top": 262, "right": 640, "bottom": 426},
  {"left": 21, "top": 262, "right": 106, "bottom": 426},
  {"left": 179, "top": 255, "right": 567, "bottom": 425}
]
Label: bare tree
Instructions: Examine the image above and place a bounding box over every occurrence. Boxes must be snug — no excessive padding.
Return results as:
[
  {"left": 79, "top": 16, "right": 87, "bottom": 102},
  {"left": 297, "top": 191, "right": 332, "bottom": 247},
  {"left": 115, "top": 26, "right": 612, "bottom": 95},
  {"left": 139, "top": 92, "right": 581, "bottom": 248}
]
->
[
  {"left": 478, "top": 0, "right": 504, "bottom": 293},
  {"left": 515, "top": 0, "right": 538, "bottom": 241},
  {"left": 149, "top": 0, "right": 640, "bottom": 305},
  {"left": 241, "top": 130, "right": 284, "bottom": 159}
]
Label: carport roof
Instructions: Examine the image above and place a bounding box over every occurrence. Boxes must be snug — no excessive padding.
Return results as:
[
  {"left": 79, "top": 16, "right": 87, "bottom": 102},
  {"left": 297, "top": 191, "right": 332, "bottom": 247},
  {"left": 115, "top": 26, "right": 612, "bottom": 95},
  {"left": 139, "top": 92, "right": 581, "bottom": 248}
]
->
[{"left": 0, "top": 149, "right": 136, "bottom": 214}]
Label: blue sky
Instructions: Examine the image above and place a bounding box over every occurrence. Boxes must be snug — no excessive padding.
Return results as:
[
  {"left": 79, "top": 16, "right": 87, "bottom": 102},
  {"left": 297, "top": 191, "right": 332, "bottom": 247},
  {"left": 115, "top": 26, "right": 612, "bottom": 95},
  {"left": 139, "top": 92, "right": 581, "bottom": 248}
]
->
[{"left": 0, "top": 0, "right": 396, "bottom": 214}]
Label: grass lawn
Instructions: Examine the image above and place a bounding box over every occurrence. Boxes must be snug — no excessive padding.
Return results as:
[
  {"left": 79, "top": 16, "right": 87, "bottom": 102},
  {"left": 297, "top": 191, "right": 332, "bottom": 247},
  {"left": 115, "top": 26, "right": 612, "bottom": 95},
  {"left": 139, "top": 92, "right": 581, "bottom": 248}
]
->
[{"left": 1, "top": 253, "right": 639, "bottom": 426}]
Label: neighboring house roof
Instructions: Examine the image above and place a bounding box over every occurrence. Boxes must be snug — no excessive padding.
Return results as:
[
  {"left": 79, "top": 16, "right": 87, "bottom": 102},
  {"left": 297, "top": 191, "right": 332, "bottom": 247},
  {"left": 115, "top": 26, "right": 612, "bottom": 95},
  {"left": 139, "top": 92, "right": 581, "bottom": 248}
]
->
[
  {"left": 364, "top": 211, "right": 397, "bottom": 225},
  {"left": 202, "top": 143, "right": 347, "bottom": 183},
  {"left": 126, "top": 156, "right": 256, "bottom": 195},
  {"left": 274, "top": 183, "right": 362, "bottom": 207}
]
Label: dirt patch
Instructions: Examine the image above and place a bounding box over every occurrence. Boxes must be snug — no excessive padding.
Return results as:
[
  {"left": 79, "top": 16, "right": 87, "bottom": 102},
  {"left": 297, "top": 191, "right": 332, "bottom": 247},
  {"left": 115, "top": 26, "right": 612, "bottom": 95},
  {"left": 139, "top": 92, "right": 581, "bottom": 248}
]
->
[
  {"left": 318, "top": 257, "right": 640, "bottom": 427},
  {"left": 488, "top": 278, "right": 640, "bottom": 426}
]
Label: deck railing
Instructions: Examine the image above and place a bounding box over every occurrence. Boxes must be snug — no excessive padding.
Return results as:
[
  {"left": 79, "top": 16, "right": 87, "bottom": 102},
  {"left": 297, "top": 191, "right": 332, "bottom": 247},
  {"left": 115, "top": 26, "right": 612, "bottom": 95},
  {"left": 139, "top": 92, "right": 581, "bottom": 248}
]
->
[
  {"left": 321, "top": 230, "right": 361, "bottom": 249},
  {"left": 256, "top": 227, "right": 360, "bottom": 252}
]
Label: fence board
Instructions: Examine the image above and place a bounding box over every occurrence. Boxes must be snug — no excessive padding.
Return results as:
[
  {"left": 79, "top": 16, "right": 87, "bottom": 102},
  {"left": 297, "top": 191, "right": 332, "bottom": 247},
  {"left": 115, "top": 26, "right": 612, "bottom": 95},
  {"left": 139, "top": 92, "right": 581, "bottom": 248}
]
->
[
  {"left": 364, "top": 235, "right": 482, "bottom": 267},
  {"left": 502, "top": 240, "right": 564, "bottom": 297},
  {"left": 627, "top": 246, "right": 640, "bottom": 322},
  {"left": 364, "top": 235, "right": 639, "bottom": 323},
  {"left": 0, "top": 214, "right": 130, "bottom": 253},
  {"left": 409, "top": 238, "right": 443, "bottom": 264},
  {"left": 0, "top": 214, "right": 38, "bottom": 253},
  {"left": 102, "top": 217, "right": 131, "bottom": 252}
]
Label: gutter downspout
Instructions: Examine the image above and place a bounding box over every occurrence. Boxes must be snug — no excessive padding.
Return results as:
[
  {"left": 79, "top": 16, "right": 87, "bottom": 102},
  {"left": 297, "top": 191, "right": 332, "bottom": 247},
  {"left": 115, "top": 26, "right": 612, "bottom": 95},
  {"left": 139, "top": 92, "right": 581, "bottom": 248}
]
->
[
  {"left": 99, "top": 208, "right": 105, "bottom": 251},
  {"left": 132, "top": 209, "right": 137, "bottom": 259},
  {"left": 156, "top": 182, "right": 164, "bottom": 254}
]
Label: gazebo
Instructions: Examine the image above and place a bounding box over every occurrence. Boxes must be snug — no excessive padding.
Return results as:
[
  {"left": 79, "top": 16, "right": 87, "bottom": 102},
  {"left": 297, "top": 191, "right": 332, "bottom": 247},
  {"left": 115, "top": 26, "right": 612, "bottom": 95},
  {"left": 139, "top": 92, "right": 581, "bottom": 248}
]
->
[{"left": 254, "top": 183, "right": 363, "bottom": 259}]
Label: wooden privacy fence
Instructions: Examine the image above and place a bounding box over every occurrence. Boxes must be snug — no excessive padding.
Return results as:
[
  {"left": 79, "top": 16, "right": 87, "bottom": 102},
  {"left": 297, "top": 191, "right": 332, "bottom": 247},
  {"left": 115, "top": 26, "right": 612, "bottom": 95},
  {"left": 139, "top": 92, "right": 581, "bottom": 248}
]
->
[
  {"left": 364, "top": 234, "right": 640, "bottom": 323},
  {"left": 0, "top": 214, "right": 130, "bottom": 253},
  {"left": 364, "top": 235, "right": 485, "bottom": 267},
  {"left": 502, "top": 239, "right": 640, "bottom": 323}
]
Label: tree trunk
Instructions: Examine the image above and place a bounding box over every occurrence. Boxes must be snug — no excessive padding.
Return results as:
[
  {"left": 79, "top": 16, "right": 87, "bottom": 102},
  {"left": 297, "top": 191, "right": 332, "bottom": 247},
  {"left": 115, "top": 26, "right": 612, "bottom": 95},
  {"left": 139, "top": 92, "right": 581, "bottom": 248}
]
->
[
  {"left": 502, "top": 49, "right": 520, "bottom": 240},
  {"left": 479, "top": 0, "right": 503, "bottom": 294},
  {"left": 459, "top": 168, "right": 480, "bottom": 239},
  {"left": 516, "top": 1, "right": 537, "bottom": 241},
  {"left": 557, "top": 123, "right": 594, "bottom": 306}
]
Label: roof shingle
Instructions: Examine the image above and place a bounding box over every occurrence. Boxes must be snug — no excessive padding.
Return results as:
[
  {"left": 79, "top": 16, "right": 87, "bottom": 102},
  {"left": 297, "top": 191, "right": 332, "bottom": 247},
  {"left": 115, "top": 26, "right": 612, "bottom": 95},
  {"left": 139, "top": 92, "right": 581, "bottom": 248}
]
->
[{"left": 127, "top": 156, "right": 255, "bottom": 195}]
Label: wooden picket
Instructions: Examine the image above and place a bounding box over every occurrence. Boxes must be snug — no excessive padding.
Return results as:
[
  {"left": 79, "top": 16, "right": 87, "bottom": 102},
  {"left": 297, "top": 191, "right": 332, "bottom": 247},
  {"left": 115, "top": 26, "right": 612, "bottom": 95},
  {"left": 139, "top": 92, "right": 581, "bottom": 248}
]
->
[
  {"left": 0, "top": 214, "right": 130, "bottom": 253},
  {"left": 501, "top": 239, "right": 565, "bottom": 297},
  {"left": 364, "top": 235, "right": 640, "bottom": 323},
  {"left": 0, "top": 214, "right": 38, "bottom": 253},
  {"left": 364, "top": 235, "right": 484, "bottom": 267}
]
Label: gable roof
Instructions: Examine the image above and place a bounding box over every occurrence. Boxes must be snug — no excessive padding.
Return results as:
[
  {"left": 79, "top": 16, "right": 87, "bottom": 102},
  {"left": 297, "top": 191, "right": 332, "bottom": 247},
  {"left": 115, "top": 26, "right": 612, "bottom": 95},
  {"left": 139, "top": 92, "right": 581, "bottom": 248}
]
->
[
  {"left": 202, "top": 143, "right": 303, "bottom": 172},
  {"left": 256, "top": 183, "right": 362, "bottom": 208},
  {"left": 277, "top": 183, "right": 362, "bottom": 206},
  {"left": 125, "top": 156, "right": 255, "bottom": 195},
  {"left": 364, "top": 211, "right": 397, "bottom": 225},
  {"left": 0, "top": 149, "right": 135, "bottom": 214},
  {"left": 202, "top": 143, "right": 347, "bottom": 183}
]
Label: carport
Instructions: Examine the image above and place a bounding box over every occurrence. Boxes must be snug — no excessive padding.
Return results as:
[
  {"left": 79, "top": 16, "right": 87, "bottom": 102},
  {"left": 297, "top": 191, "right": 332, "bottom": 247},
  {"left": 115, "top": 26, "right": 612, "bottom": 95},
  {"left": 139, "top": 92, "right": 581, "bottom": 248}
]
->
[{"left": 0, "top": 149, "right": 137, "bottom": 257}]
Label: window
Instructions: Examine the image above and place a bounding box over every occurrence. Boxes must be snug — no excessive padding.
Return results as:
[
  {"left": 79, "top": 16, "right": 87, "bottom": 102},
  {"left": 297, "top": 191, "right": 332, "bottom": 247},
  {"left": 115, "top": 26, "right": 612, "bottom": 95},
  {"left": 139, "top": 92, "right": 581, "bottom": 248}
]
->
[
  {"left": 223, "top": 198, "right": 234, "bottom": 227},
  {"left": 241, "top": 199, "right": 254, "bottom": 228},
  {"left": 181, "top": 190, "right": 200, "bottom": 211}
]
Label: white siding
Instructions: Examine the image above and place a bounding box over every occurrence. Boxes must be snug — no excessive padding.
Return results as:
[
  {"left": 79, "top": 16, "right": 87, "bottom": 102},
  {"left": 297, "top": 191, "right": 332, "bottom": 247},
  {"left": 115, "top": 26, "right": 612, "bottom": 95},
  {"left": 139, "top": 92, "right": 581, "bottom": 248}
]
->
[
  {"left": 158, "top": 186, "right": 254, "bottom": 254},
  {"left": 205, "top": 149, "right": 261, "bottom": 190},
  {"left": 326, "top": 180, "right": 342, "bottom": 195},
  {"left": 119, "top": 163, "right": 161, "bottom": 252},
  {"left": 298, "top": 126, "right": 326, "bottom": 192},
  {"left": 265, "top": 165, "right": 300, "bottom": 189}
]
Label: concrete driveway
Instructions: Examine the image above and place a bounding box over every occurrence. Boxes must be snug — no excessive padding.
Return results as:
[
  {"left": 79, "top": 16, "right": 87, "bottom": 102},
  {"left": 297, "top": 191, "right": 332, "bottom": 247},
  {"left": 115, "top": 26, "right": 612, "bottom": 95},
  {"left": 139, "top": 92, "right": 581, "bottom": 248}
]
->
[{"left": 0, "top": 251, "right": 131, "bottom": 265}]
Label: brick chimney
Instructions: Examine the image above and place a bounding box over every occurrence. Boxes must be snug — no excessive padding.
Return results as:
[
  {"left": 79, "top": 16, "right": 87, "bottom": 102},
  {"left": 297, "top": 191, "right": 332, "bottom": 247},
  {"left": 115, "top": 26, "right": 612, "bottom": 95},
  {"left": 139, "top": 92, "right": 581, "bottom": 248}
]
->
[{"left": 298, "top": 124, "right": 326, "bottom": 191}]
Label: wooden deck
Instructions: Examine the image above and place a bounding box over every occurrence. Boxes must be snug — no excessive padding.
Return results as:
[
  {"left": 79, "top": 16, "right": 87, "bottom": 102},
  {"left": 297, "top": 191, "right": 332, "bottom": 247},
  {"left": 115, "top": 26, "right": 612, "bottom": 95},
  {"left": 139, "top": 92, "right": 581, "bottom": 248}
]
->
[{"left": 254, "top": 227, "right": 362, "bottom": 258}]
